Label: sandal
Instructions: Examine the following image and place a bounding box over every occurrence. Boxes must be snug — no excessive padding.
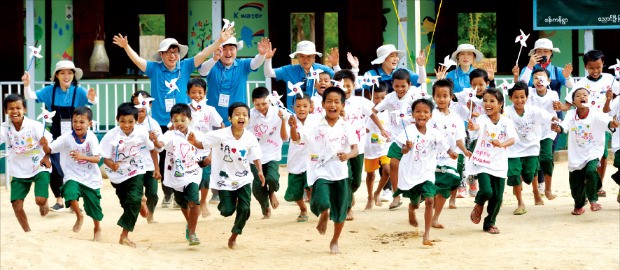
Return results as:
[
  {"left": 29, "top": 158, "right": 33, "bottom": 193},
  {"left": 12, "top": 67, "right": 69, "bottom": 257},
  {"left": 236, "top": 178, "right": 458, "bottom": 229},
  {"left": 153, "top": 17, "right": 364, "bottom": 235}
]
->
[
  {"left": 485, "top": 225, "right": 500, "bottom": 234},
  {"left": 470, "top": 207, "right": 482, "bottom": 224},
  {"left": 296, "top": 214, "right": 309, "bottom": 222},
  {"left": 513, "top": 208, "right": 527, "bottom": 215},
  {"left": 590, "top": 202, "right": 602, "bottom": 211},
  {"left": 571, "top": 208, "right": 585, "bottom": 215},
  {"left": 389, "top": 201, "right": 403, "bottom": 210}
]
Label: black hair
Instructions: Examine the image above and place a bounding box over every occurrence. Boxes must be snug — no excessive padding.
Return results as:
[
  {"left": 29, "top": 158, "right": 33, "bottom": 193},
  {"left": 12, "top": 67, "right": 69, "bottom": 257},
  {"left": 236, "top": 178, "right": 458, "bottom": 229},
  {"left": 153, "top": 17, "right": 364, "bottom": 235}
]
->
[
  {"left": 322, "top": 86, "right": 346, "bottom": 104},
  {"left": 572, "top": 87, "right": 588, "bottom": 101},
  {"left": 228, "top": 102, "right": 250, "bottom": 118},
  {"left": 2, "top": 94, "right": 26, "bottom": 112},
  {"left": 373, "top": 81, "right": 389, "bottom": 93},
  {"left": 170, "top": 103, "right": 192, "bottom": 119},
  {"left": 294, "top": 93, "right": 312, "bottom": 104},
  {"left": 483, "top": 88, "right": 504, "bottom": 113},
  {"left": 432, "top": 78, "right": 454, "bottom": 96},
  {"left": 583, "top": 49, "right": 605, "bottom": 65},
  {"left": 73, "top": 106, "right": 93, "bottom": 121},
  {"left": 187, "top": 78, "right": 207, "bottom": 94},
  {"left": 469, "top": 68, "right": 491, "bottom": 83},
  {"left": 251, "top": 86, "right": 270, "bottom": 100},
  {"left": 532, "top": 68, "right": 550, "bottom": 78},
  {"left": 333, "top": 69, "right": 356, "bottom": 82},
  {"left": 412, "top": 98, "right": 434, "bottom": 113},
  {"left": 392, "top": 69, "right": 411, "bottom": 84},
  {"left": 116, "top": 102, "right": 139, "bottom": 121},
  {"left": 132, "top": 90, "right": 152, "bottom": 102},
  {"left": 509, "top": 81, "right": 529, "bottom": 97}
]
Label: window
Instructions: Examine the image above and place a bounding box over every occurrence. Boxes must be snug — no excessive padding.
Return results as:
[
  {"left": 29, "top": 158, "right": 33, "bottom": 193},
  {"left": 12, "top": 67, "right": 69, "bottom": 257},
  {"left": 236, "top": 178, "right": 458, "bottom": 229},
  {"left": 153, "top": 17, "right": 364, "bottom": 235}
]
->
[
  {"left": 138, "top": 14, "right": 165, "bottom": 61},
  {"left": 458, "top": 12, "right": 497, "bottom": 70}
]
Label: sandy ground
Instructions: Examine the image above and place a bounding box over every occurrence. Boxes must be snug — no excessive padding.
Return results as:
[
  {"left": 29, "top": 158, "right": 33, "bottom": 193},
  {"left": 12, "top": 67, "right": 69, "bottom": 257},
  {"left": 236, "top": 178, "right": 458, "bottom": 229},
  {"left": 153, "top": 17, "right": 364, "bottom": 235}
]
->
[{"left": 1, "top": 160, "right": 618, "bottom": 270}]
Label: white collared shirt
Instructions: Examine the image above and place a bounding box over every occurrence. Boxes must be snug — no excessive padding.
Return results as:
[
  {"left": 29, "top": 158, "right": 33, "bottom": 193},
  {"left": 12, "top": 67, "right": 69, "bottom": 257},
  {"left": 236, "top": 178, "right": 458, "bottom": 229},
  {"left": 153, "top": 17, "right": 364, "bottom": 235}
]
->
[
  {"left": 465, "top": 114, "right": 518, "bottom": 178},
  {"left": 561, "top": 109, "right": 611, "bottom": 171},
  {"left": 248, "top": 107, "right": 283, "bottom": 164},
  {"left": 100, "top": 126, "right": 154, "bottom": 183},
  {"left": 49, "top": 130, "right": 102, "bottom": 189},
  {"left": 527, "top": 87, "right": 559, "bottom": 140},
  {"left": 160, "top": 127, "right": 203, "bottom": 192},
  {"left": 428, "top": 108, "right": 466, "bottom": 168},
  {"left": 397, "top": 124, "right": 450, "bottom": 189},
  {"left": 136, "top": 115, "right": 163, "bottom": 171},
  {"left": 0, "top": 117, "right": 52, "bottom": 178}
]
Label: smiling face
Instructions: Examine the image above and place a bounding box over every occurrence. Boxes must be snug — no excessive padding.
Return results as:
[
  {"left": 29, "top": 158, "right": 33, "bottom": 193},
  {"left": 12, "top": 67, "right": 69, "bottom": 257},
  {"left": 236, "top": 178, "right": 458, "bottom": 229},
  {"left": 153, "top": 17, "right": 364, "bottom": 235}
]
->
[
  {"left": 533, "top": 71, "right": 549, "bottom": 94},
  {"left": 315, "top": 73, "right": 332, "bottom": 95},
  {"left": 433, "top": 86, "right": 452, "bottom": 111},
  {"left": 457, "top": 51, "right": 475, "bottom": 66},
  {"left": 392, "top": 78, "right": 411, "bottom": 99},
  {"left": 131, "top": 96, "right": 148, "bottom": 123},
  {"left": 322, "top": 91, "right": 344, "bottom": 120},
  {"left": 294, "top": 98, "right": 312, "bottom": 121},
  {"left": 5, "top": 100, "right": 26, "bottom": 126},
  {"left": 372, "top": 91, "right": 387, "bottom": 106},
  {"left": 230, "top": 106, "right": 249, "bottom": 130},
  {"left": 72, "top": 114, "right": 92, "bottom": 138},
  {"left": 160, "top": 47, "right": 180, "bottom": 69},
  {"left": 483, "top": 93, "right": 502, "bottom": 117},
  {"left": 381, "top": 52, "right": 401, "bottom": 71},
  {"left": 470, "top": 77, "right": 488, "bottom": 96},
  {"left": 117, "top": 115, "right": 136, "bottom": 136},
  {"left": 584, "top": 58, "right": 604, "bottom": 80},
  {"left": 220, "top": 44, "right": 238, "bottom": 66},
  {"left": 413, "top": 102, "right": 432, "bottom": 129},
  {"left": 55, "top": 69, "right": 75, "bottom": 90},
  {"left": 171, "top": 113, "right": 191, "bottom": 134},
  {"left": 341, "top": 78, "right": 355, "bottom": 99},
  {"left": 252, "top": 97, "right": 270, "bottom": 116},
  {"left": 572, "top": 89, "right": 590, "bottom": 109},
  {"left": 510, "top": 89, "right": 528, "bottom": 111},
  {"left": 296, "top": 54, "right": 315, "bottom": 71},
  {"left": 188, "top": 85, "right": 206, "bottom": 103}
]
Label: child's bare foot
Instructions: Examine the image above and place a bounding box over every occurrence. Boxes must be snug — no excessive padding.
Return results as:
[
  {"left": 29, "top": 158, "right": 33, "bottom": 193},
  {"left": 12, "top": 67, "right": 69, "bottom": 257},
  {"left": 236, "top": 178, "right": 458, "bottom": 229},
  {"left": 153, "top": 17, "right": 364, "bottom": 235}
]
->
[
  {"left": 330, "top": 240, "right": 340, "bottom": 254},
  {"left": 140, "top": 197, "right": 149, "bottom": 218},
  {"left": 545, "top": 191, "right": 557, "bottom": 200},
  {"left": 146, "top": 213, "right": 158, "bottom": 224},
  {"left": 119, "top": 237, "right": 136, "bottom": 248},
  {"left": 200, "top": 204, "right": 210, "bottom": 218},
  {"left": 431, "top": 220, "right": 444, "bottom": 229},
  {"left": 228, "top": 234, "right": 238, "bottom": 249},
  {"left": 534, "top": 199, "right": 545, "bottom": 205},
  {"left": 316, "top": 212, "right": 329, "bottom": 235},
  {"left": 39, "top": 204, "right": 49, "bottom": 217},
  {"left": 364, "top": 199, "right": 373, "bottom": 211},
  {"left": 93, "top": 228, "right": 102, "bottom": 242},
  {"left": 269, "top": 193, "right": 279, "bottom": 209},
  {"left": 449, "top": 197, "right": 457, "bottom": 209},
  {"left": 346, "top": 209, "right": 354, "bottom": 221},
  {"left": 73, "top": 215, "right": 84, "bottom": 233},
  {"left": 351, "top": 196, "right": 356, "bottom": 207},
  {"left": 422, "top": 237, "right": 434, "bottom": 246},
  {"left": 262, "top": 207, "right": 272, "bottom": 219},
  {"left": 373, "top": 192, "right": 383, "bottom": 207},
  {"left": 408, "top": 204, "right": 418, "bottom": 227}
]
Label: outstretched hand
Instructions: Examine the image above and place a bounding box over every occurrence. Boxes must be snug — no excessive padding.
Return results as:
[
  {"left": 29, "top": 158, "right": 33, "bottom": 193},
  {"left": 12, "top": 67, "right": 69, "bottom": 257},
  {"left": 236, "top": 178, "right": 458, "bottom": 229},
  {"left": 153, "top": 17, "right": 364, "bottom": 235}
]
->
[
  {"left": 112, "top": 34, "right": 129, "bottom": 48},
  {"left": 327, "top": 48, "right": 339, "bottom": 67},
  {"left": 257, "top": 37, "right": 270, "bottom": 56},
  {"left": 346, "top": 52, "right": 359, "bottom": 69},
  {"left": 415, "top": 50, "right": 426, "bottom": 66}
]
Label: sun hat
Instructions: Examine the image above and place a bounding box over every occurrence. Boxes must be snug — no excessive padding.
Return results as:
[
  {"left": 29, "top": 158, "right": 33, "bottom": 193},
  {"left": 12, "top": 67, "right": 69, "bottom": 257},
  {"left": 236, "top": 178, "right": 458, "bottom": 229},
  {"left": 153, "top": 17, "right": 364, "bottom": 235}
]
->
[
  {"left": 450, "top": 44, "right": 483, "bottom": 62},
  {"left": 221, "top": 36, "right": 244, "bottom": 50},
  {"left": 289, "top": 40, "right": 322, "bottom": 58},
  {"left": 371, "top": 44, "right": 405, "bottom": 65},
  {"left": 528, "top": 38, "right": 560, "bottom": 56},
  {"left": 153, "top": 38, "right": 189, "bottom": 61},
  {"left": 51, "top": 60, "right": 83, "bottom": 80}
]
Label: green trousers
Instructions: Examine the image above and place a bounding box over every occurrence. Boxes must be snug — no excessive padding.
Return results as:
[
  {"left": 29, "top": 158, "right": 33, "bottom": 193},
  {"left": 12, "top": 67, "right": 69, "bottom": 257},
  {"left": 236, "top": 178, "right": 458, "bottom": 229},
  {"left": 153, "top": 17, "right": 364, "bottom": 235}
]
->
[
  {"left": 474, "top": 173, "right": 505, "bottom": 230},
  {"left": 569, "top": 159, "right": 600, "bottom": 208},
  {"left": 111, "top": 174, "right": 144, "bottom": 232},
  {"left": 251, "top": 161, "right": 280, "bottom": 215},
  {"left": 218, "top": 184, "right": 252, "bottom": 235}
]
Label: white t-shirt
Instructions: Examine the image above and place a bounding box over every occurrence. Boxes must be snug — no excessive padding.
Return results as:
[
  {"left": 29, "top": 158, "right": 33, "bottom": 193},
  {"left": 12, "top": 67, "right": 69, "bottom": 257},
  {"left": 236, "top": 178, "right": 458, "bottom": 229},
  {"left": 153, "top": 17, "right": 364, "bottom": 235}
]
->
[
  {"left": 49, "top": 130, "right": 102, "bottom": 189},
  {"left": 160, "top": 128, "right": 203, "bottom": 192},
  {"left": 135, "top": 115, "right": 163, "bottom": 171},
  {"left": 248, "top": 107, "right": 283, "bottom": 164},
  {"left": 300, "top": 116, "right": 357, "bottom": 186},
  {"left": 454, "top": 91, "right": 484, "bottom": 139},
  {"left": 428, "top": 109, "right": 466, "bottom": 168},
  {"left": 200, "top": 127, "right": 262, "bottom": 191},
  {"left": 0, "top": 117, "right": 52, "bottom": 178},
  {"left": 504, "top": 105, "right": 554, "bottom": 158},
  {"left": 100, "top": 126, "right": 154, "bottom": 184},
  {"left": 397, "top": 124, "right": 449, "bottom": 189},
  {"left": 561, "top": 109, "right": 611, "bottom": 171},
  {"left": 287, "top": 116, "right": 309, "bottom": 174},
  {"left": 609, "top": 97, "right": 620, "bottom": 152},
  {"left": 465, "top": 114, "right": 518, "bottom": 178},
  {"left": 374, "top": 91, "right": 415, "bottom": 137},
  {"left": 311, "top": 94, "right": 325, "bottom": 116},
  {"left": 190, "top": 102, "right": 222, "bottom": 159},
  {"left": 344, "top": 95, "right": 375, "bottom": 154},
  {"left": 364, "top": 110, "right": 390, "bottom": 159},
  {"left": 565, "top": 73, "right": 619, "bottom": 111},
  {"left": 527, "top": 87, "right": 559, "bottom": 140}
]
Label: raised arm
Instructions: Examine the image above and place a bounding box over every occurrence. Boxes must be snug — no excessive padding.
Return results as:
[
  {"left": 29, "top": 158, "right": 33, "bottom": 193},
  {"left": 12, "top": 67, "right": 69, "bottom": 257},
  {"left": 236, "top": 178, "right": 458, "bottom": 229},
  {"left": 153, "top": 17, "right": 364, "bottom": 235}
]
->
[
  {"left": 250, "top": 37, "right": 269, "bottom": 70},
  {"left": 20, "top": 72, "right": 38, "bottom": 99},
  {"left": 193, "top": 26, "right": 234, "bottom": 67},
  {"left": 263, "top": 42, "right": 277, "bottom": 78},
  {"left": 113, "top": 34, "right": 147, "bottom": 72}
]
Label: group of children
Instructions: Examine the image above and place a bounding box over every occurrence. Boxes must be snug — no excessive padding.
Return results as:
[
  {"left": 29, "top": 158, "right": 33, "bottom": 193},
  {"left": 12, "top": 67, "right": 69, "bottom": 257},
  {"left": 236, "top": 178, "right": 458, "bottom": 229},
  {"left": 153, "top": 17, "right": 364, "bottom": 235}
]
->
[{"left": 3, "top": 48, "right": 620, "bottom": 254}]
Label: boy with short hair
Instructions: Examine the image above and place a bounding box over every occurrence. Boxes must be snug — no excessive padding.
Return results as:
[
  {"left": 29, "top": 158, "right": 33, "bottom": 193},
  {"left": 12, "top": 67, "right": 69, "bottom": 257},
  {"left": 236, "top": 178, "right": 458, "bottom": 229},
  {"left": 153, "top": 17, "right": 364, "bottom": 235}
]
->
[
  {"left": 333, "top": 69, "right": 388, "bottom": 220},
  {"left": 153, "top": 103, "right": 204, "bottom": 245},
  {"left": 41, "top": 106, "right": 104, "bottom": 240},
  {"left": 248, "top": 86, "right": 288, "bottom": 219},
  {"left": 188, "top": 102, "right": 264, "bottom": 249},
  {"left": 290, "top": 86, "right": 358, "bottom": 254},
  {"left": 311, "top": 72, "right": 333, "bottom": 115},
  {"left": 101, "top": 102, "right": 154, "bottom": 248},
  {"left": 1, "top": 94, "right": 52, "bottom": 232},
  {"left": 186, "top": 78, "right": 225, "bottom": 218}
]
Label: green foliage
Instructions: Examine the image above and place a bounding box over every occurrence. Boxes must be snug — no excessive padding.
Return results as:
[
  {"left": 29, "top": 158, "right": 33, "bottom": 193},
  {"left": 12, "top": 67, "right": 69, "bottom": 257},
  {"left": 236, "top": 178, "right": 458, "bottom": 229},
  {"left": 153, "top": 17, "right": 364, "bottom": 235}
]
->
[
  {"left": 324, "top": 13, "right": 338, "bottom": 50},
  {"left": 139, "top": 14, "right": 165, "bottom": 36},
  {"left": 457, "top": 12, "right": 496, "bottom": 58}
]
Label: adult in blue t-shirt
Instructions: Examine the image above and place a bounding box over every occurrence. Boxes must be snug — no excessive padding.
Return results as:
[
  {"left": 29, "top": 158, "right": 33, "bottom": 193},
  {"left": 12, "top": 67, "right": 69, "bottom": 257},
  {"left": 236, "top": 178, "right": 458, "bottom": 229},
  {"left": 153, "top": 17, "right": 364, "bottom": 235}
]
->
[
  {"left": 362, "top": 44, "right": 427, "bottom": 95},
  {"left": 264, "top": 40, "right": 341, "bottom": 111},
  {"left": 21, "top": 60, "right": 97, "bottom": 211},
  {"left": 198, "top": 37, "right": 268, "bottom": 126},
  {"left": 435, "top": 44, "right": 490, "bottom": 94}
]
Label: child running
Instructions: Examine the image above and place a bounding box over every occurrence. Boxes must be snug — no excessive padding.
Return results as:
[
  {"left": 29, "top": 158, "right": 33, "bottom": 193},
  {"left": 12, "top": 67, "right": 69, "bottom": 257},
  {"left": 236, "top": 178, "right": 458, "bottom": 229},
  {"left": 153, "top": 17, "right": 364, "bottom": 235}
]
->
[
  {"left": 41, "top": 106, "right": 103, "bottom": 240},
  {"left": 467, "top": 88, "right": 517, "bottom": 234},
  {"left": 101, "top": 102, "right": 154, "bottom": 247},
  {"left": 188, "top": 102, "right": 264, "bottom": 249},
  {"left": 552, "top": 87, "right": 619, "bottom": 214},
  {"left": 153, "top": 103, "right": 204, "bottom": 245},
  {"left": 285, "top": 93, "right": 314, "bottom": 222},
  {"left": 186, "top": 78, "right": 224, "bottom": 218},
  {"left": 290, "top": 87, "right": 358, "bottom": 254},
  {"left": 1, "top": 94, "right": 52, "bottom": 232}
]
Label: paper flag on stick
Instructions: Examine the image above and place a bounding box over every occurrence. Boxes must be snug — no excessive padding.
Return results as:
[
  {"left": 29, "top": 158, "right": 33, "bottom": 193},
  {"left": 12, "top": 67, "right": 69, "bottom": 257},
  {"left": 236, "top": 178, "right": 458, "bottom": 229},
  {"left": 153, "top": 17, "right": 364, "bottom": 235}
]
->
[
  {"left": 26, "top": 45, "right": 43, "bottom": 72},
  {"left": 37, "top": 104, "right": 56, "bottom": 124},
  {"left": 514, "top": 29, "right": 530, "bottom": 65},
  {"left": 498, "top": 79, "right": 514, "bottom": 97},
  {"left": 134, "top": 94, "right": 155, "bottom": 112}
]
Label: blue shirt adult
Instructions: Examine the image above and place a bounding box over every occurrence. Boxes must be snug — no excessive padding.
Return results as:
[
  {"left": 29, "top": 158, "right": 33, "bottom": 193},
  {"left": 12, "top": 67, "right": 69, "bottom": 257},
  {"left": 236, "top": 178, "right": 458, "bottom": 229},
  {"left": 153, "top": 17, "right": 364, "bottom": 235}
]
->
[
  {"left": 365, "top": 67, "right": 421, "bottom": 93},
  {"left": 274, "top": 63, "right": 335, "bottom": 110},
  {"left": 145, "top": 58, "right": 195, "bottom": 125},
  {"left": 519, "top": 63, "right": 568, "bottom": 96},
  {"left": 35, "top": 84, "right": 92, "bottom": 110},
  {"left": 204, "top": 58, "right": 257, "bottom": 126},
  {"left": 446, "top": 66, "right": 474, "bottom": 94}
]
